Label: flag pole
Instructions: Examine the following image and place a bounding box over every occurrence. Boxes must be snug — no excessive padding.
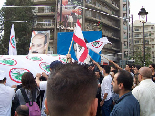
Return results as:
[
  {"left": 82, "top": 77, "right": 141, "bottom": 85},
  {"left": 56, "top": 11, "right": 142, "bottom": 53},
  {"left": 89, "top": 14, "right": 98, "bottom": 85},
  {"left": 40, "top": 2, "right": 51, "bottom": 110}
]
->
[
  {"left": 68, "top": 37, "right": 74, "bottom": 54},
  {"left": 88, "top": 47, "right": 110, "bottom": 61}
]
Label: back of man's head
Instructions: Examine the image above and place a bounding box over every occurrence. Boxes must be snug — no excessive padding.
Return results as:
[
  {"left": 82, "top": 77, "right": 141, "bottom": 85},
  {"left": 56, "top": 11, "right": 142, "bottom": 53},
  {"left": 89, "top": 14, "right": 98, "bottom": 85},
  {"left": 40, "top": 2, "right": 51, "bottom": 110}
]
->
[
  {"left": 103, "top": 65, "right": 111, "bottom": 74},
  {"left": 139, "top": 67, "right": 152, "bottom": 78},
  {"left": 117, "top": 70, "right": 133, "bottom": 91},
  {"left": 15, "top": 105, "right": 29, "bottom": 116},
  {"left": 46, "top": 63, "right": 98, "bottom": 116}
]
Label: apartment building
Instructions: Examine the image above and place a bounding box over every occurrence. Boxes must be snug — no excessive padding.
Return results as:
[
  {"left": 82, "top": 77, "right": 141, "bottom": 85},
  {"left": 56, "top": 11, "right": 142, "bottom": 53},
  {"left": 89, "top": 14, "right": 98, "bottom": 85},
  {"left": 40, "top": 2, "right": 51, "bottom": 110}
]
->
[
  {"left": 129, "top": 20, "right": 155, "bottom": 63},
  {"left": 32, "top": 0, "right": 129, "bottom": 63}
]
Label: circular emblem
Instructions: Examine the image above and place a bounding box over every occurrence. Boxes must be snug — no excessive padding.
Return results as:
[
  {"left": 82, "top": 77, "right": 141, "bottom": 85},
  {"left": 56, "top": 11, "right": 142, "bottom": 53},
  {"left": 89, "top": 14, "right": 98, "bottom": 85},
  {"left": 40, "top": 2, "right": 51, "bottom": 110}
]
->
[
  {"left": 59, "top": 55, "right": 67, "bottom": 63},
  {"left": 91, "top": 41, "right": 103, "bottom": 48},
  {"left": 39, "top": 62, "right": 50, "bottom": 74},
  {"left": 9, "top": 68, "right": 30, "bottom": 83},
  {"left": 26, "top": 56, "right": 43, "bottom": 61},
  {"left": 0, "top": 58, "right": 17, "bottom": 66},
  {"left": 10, "top": 35, "right": 16, "bottom": 48}
]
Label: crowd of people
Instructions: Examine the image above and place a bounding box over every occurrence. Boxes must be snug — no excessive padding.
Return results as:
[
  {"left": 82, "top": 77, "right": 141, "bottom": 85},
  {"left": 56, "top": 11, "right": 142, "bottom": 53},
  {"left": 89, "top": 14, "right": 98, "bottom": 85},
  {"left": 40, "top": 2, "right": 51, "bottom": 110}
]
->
[{"left": 0, "top": 56, "right": 155, "bottom": 116}]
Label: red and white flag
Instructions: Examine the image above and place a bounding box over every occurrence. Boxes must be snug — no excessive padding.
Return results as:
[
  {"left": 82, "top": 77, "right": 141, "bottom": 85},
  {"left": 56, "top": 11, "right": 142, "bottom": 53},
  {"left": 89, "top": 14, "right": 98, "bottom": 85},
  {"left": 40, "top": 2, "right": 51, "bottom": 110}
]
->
[
  {"left": 86, "top": 37, "right": 111, "bottom": 54},
  {"left": 9, "top": 24, "right": 17, "bottom": 55},
  {"left": 73, "top": 20, "right": 88, "bottom": 62}
]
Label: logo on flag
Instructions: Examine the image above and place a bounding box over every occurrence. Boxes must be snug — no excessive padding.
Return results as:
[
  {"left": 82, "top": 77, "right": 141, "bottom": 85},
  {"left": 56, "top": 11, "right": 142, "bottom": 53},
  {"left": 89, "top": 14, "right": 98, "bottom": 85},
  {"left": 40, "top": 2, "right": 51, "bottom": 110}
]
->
[
  {"left": 9, "top": 68, "right": 30, "bottom": 83},
  {"left": 86, "top": 37, "right": 111, "bottom": 54},
  {"left": 0, "top": 58, "right": 17, "bottom": 66},
  {"left": 91, "top": 41, "right": 103, "bottom": 48},
  {"left": 39, "top": 62, "right": 50, "bottom": 74},
  {"left": 10, "top": 35, "right": 16, "bottom": 48}
]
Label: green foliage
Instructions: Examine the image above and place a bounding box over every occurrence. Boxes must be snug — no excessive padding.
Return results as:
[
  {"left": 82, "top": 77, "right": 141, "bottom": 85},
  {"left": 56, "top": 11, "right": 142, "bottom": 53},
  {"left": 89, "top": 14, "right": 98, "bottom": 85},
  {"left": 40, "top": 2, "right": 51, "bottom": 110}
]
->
[
  {"left": 0, "top": 0, "right": 34, "bottom": 55},
  {"left": 130, "top": 47, "right": 152, "bottom": 66}
]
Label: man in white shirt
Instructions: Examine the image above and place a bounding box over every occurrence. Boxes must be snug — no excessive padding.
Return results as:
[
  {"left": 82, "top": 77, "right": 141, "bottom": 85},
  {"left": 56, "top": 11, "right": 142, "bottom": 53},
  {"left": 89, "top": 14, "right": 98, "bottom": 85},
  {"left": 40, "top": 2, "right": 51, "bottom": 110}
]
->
[
  {"left": 92, "top": 60, "right": 112, "bottom": 116},
  {"left": 132, "top": 67, "right": 155, "bottom": 116},
  {"left": 100, "top": 65, "right": 112, "bottom": 116},
  {"left": 0, "top": 70, "right": 15, "bottom": 116}
]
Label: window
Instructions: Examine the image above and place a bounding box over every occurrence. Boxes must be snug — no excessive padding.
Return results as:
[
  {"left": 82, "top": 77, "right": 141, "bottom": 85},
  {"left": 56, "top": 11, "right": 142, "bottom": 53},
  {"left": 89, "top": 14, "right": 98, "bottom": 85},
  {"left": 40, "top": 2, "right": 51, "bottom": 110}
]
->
[
  {"left": 134, "top": 34, "right": 140, "bottom": 37},
  {"left": 135, "top": 40, "right": 139, "bottom": 44},
  {"left": 134, "top": 28, "right": 139, "bottom": 31},
  {"left": 43, "top": 19, "right": 52, "bottom": 26},
  {"left": 44, "top": 6, "right": 51, "bottom": 13}
]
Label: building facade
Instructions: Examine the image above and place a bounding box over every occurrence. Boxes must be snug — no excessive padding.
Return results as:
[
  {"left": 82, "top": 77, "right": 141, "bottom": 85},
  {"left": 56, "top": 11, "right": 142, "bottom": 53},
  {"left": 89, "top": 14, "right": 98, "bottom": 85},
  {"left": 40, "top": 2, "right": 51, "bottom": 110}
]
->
[
  {"left": 129, "top": 20, "right": 155, "bottom": 63},
  {"left": 32, "top": 0, "right": 130, "bottom": 64}
]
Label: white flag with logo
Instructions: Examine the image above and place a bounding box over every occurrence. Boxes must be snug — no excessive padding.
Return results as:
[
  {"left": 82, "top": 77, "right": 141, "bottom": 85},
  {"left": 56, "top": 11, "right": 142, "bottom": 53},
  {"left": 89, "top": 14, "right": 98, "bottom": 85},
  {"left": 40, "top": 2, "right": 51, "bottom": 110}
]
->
[
  {"left": 9, "top": 24, "right": 17, "bottom": 55},
  {"left": 86, "top": 37, "right": 111, "bottom": 54}
]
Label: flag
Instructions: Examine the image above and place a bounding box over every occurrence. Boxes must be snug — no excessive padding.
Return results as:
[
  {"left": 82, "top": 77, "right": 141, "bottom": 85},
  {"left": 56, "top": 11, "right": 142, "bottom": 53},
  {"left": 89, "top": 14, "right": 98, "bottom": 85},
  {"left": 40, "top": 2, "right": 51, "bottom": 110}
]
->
[
  {"left": 73, "top": 20, "right": 88, "bottom": 62},
  {"left": 86, "top": 37, "right": 111, "bottom": 54},
  {"left": 9, "top": 24, "right": 17, "bottom": 55}
]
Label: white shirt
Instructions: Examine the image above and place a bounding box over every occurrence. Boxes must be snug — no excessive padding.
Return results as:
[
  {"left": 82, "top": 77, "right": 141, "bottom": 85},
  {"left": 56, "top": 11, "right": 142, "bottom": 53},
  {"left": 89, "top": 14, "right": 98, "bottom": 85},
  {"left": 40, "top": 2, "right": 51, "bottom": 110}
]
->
[
  {"left": 132, "top": 79, "right": 155, "bottom": 116},
  {"left": 40, "top": 81, "right": 47, "bottom": 90},
  {"left": 101, "top": 75, "right": 112, "bottom": 101},
  {"left": 39, "top": 81, "right": 47, "bottom": 116},
  {"left": 0, "top": 84, "right": 15, "bottom": 116}
]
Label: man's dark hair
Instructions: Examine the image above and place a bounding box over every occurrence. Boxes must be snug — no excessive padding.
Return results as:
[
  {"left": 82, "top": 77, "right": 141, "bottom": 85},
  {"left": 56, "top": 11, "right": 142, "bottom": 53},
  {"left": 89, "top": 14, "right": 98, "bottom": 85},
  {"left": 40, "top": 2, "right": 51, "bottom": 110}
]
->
[
  {"left": 127, "top": 64, "right": 132, "bottom": 68},
  {"left": 16, "top": 105, "right": 29, "bottom": 116},
  {"left": 0, "top": 77, "right": 6, "bottom": 83},
  {"left": 103, "top": 65, "right": 111, "bottom": 74},
  {"left": 47, "top": 63, "right": 98, "bottom": 116},
  {"left": 135, "top": 65, "right": 141, "bottom": 70},
  {"left": 117, "top": 70, "right": 133, "bottom": 91}
]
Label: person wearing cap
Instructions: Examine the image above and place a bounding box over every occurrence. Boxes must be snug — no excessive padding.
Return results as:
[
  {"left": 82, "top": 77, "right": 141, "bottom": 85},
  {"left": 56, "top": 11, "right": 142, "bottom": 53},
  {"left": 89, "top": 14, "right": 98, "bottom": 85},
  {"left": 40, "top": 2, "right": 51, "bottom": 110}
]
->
[
  {"left": 36, "top": 60, "right": 63, "bottom": 116},
  {"left": 0, "top": 70, "right": 15, "bottom": 116}
]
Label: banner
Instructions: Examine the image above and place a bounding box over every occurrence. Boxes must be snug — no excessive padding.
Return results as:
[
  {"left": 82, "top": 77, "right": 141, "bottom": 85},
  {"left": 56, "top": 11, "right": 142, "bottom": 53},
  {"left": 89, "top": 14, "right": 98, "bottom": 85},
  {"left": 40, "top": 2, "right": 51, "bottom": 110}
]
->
[
  {"left": 0, "top": 54, "right": 67, "bottom": 86},
  {"left": 29, "top": 31, "right": 50, "bottom": 54},
  {"left": 9, "top": 24, "right": 17, "bottom": 55},
  {"left": 57, "top": 31, "right": 102, "bottom": 63}
]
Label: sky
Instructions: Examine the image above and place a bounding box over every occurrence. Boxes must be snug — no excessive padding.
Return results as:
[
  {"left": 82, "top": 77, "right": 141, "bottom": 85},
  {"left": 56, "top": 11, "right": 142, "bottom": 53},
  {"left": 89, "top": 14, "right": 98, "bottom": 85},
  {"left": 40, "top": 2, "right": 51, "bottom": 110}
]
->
[
  {"left": 130, "top": 0, "right": 155, "bottom": 23},
  {"left": 0, "top": 0, "right": 155, "bottom": 23}
]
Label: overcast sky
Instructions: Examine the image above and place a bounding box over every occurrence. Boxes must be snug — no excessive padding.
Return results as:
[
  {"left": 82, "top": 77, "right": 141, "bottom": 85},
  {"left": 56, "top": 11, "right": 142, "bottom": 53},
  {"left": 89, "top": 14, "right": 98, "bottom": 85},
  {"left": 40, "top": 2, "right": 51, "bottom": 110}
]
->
[
  {"left": 0, "top": 0, "right": 155, "bottom": 23},
  {"left": 130, "top": 0, "right": 155, "bottom": 23}
]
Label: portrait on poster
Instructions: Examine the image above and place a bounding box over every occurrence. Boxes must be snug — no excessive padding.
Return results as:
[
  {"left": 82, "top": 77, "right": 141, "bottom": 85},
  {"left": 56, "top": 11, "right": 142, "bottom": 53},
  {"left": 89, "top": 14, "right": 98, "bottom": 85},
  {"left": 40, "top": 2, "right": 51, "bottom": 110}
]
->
[{"left": 29, "top": 31, "right": 50, "bottom": 54}]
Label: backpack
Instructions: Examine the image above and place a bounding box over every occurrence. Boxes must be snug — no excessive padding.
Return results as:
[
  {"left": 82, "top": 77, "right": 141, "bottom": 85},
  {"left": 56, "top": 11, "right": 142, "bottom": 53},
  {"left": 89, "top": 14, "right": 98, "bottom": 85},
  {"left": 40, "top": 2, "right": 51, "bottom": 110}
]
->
[{"left": 20, "top": 88, "right": 41, "bottom": 116}]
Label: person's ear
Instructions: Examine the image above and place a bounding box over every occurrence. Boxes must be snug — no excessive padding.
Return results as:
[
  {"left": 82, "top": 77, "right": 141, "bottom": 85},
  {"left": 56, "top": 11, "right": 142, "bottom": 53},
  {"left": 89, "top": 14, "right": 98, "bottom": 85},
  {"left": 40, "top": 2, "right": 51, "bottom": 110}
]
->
[
  {"left": 118, "top": 83, "right": 123, "bottom": 89},
  {"left": 45, "top": 98, "right": 49, "bottom": 115},
  {"left": 89, "top": 98, "right": 98, "bottom": 116}
]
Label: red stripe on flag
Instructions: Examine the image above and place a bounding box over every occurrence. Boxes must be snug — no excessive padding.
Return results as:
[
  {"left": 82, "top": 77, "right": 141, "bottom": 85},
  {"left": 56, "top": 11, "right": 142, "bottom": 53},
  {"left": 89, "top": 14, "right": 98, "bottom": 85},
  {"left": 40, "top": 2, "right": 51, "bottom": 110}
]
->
[
  {"left": 73, "top": 34, "right": 88, "bottom": 62},
  {"left": 77, "top": 19, "right": 81, "bottom": 28},
  {"left": 73, "top": 34, "right": 87, "bottom": 48}
]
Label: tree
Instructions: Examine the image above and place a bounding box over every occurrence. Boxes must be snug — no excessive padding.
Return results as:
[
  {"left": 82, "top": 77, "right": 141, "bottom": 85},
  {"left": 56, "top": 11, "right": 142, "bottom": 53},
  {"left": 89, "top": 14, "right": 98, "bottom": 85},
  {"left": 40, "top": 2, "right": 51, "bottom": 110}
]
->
[
  {"left": 0, "top": 0, "right": 34, "bottom": 55},
  {"left": 130, "top": 47, "right": 152, "bottom": 66}
]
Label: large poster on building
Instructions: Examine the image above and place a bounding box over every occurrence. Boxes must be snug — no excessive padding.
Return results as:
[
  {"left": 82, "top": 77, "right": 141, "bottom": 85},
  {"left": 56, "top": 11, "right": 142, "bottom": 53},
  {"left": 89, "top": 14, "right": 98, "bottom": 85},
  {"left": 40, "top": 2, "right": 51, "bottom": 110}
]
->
[
  {"left": 57, "top": 31, "right": 102, "bottom": 63},
  {"left": 29, "top": 31, "right": 50, "bottom": 54},
  {"left": 57, "top": 0, "right": 82, "bottom": 29}
]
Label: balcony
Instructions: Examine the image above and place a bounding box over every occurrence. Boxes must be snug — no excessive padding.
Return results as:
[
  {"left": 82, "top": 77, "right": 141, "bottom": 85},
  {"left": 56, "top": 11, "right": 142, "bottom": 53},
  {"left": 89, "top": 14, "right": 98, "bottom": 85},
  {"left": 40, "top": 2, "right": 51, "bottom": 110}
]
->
[
  {"left": 33, "top": 7, "right": 55, "bottom": 16},
  {"left": 33, "top": 21, "right": 55, "bottom": 29},
  {"left": 32, "top": 0, "right": 55, "bottom": 4}
]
